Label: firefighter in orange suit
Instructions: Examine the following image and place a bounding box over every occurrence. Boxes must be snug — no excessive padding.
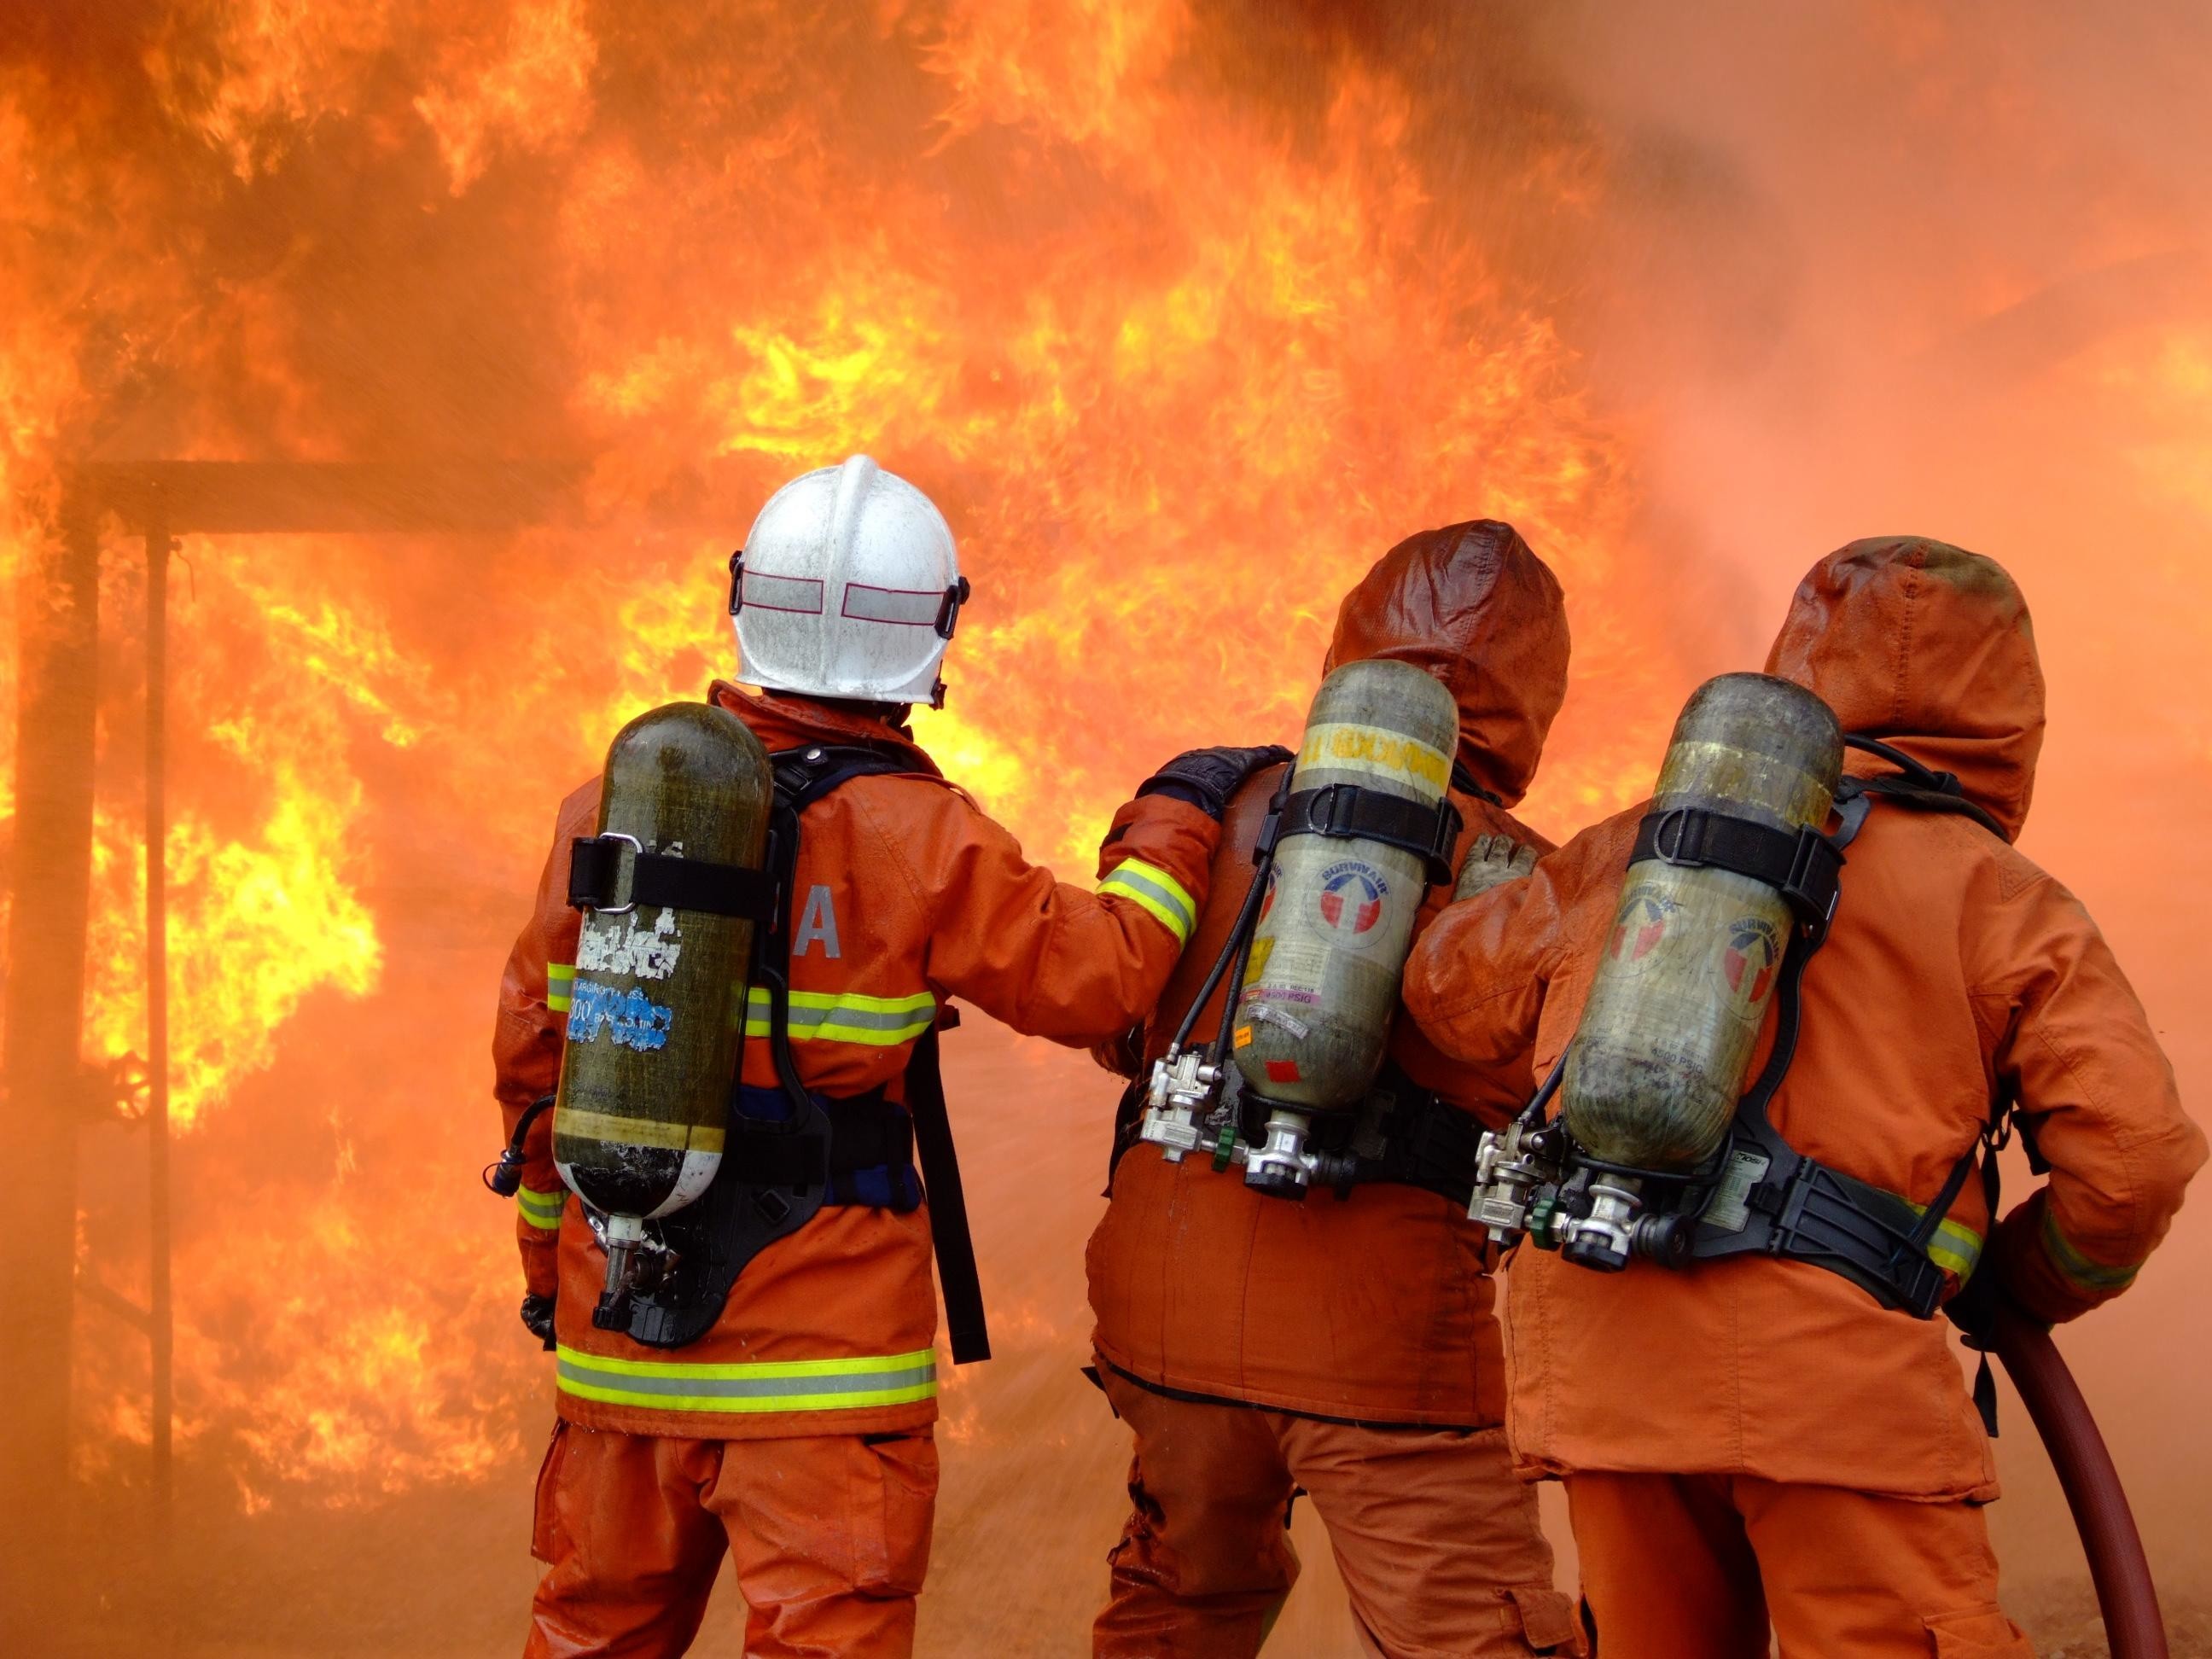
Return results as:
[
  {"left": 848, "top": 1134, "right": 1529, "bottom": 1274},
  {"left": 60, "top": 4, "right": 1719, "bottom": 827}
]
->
[
  {"left": 493, "top": 456, "right": 1274, "bottom": 1659},
  {"left": 1404, "top": 538, "right": 2204, "bottom": 1656},
  {"left": 1086, "top": 521, "right": 1586, "bottom": 1657}
]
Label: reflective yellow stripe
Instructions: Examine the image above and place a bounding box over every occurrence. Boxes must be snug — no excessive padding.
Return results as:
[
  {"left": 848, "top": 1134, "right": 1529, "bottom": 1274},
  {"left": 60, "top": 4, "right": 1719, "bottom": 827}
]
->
[
  {"left": 554, "top": 1344, "right": 939, "bottom": 1414},
  {"left": 1099, "top": 857, "right": 1197, "bottom": 946},
  {"left": 2040, "top": 1208, "right": 2141, "bottom": 1292},
  {"left": 551, "top": 1109, "right": 725, "bottom": 1154},
  {"left": 516, "top": 1185, "right": 567, "bottom": 1231},
  {"left": 1905, "top": 1201, "right": 1984, "bottom": 1280},
  {"left": 741, "top": 987, "right": 936, "bottom": 1047},
  {"left": 547, "top": 962, "right": 575, "bottom": 1014}
]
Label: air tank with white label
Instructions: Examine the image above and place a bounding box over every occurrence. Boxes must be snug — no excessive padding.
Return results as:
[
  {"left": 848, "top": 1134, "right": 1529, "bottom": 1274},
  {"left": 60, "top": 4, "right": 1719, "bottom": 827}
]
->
[{"left": 1234, "top": 658, "right": 1459, "bottom": 1196}]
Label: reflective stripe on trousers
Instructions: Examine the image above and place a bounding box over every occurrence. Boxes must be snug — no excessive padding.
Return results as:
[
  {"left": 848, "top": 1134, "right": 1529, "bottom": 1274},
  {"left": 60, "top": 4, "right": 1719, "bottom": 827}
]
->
[{"left": 555, "top": 1345, "right": 940, "bottom": 1413}]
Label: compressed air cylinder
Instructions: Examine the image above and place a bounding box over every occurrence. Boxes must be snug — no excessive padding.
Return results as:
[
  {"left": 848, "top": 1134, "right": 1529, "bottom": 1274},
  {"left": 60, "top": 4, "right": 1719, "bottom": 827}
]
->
[
  {"left": 1233, "top": 658, "right": 1459, "bottom": 1111},
  {"left": 554, "top": 702, "right": 772, "bottom": 1225},
  {"left": 1561, "top": 672, "right": 1842, "bottom": 1173}
]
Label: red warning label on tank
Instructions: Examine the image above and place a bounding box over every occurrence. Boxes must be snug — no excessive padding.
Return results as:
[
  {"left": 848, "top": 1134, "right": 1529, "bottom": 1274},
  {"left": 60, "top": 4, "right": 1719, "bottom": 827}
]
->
[
  {"left": 1316, "top": 860, "right": 1387, "bottom": 936},
  {"left": 1265, "top": 1059, "right": 1302, "bottom": 1084}
]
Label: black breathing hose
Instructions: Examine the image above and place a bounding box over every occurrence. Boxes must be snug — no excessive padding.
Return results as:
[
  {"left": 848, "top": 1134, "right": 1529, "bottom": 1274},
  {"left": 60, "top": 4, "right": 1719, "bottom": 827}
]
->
[{"left": 1167, "top": 843, "right": 1274, "bottom": 1059}]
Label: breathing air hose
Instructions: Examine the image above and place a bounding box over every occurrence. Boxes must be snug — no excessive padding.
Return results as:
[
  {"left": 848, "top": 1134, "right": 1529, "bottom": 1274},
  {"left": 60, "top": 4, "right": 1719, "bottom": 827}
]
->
[{"left": 1992, "top": 1301, "right": 2169, "bottom": 1658}]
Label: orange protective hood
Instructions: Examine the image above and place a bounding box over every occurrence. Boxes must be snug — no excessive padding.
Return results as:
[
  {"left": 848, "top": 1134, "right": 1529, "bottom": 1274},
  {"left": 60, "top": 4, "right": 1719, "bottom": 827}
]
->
[
  {"left": 1322, "top": 520, "right": 1570, "bottom": 807},
  {"left": 1762, "top": 537, "right": 2044, "bottom": 841}
]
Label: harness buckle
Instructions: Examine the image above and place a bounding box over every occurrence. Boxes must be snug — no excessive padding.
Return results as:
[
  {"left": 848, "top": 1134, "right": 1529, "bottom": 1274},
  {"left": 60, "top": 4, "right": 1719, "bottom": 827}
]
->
[
  {"left": 578, "top": 831, "right": 643, "bottom": 915},
  {"left": 1780, "top": 826, "right": 1844, "bottom": 940},
  {"left": 1650, "top": 807, "right": 1697, "bottom": 865}
]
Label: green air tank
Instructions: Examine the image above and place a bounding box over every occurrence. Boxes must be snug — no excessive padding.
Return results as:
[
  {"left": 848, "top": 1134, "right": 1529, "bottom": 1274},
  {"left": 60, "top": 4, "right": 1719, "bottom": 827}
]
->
[
  {"left": 1235, "top": 658, "right": 1459, "bottom": 1197},
  {"left": 1563, "top": 672, "right": 1842, "bottom": 1176},
  {"left": 553, "top": 701, "right": 772, "bottom": 1326}
]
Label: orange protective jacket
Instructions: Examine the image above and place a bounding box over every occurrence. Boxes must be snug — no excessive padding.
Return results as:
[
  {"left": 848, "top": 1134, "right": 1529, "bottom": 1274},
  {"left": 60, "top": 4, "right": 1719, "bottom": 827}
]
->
[
  {"left": 1405, "top": 537, "right": 2203, "bottom": 1499},
  {"left": 1087, "top": 521, "right": 1571, "bottom": 1426},
  {"left": 493, "top": 682, "right": 1220, "bottom": 1441}
]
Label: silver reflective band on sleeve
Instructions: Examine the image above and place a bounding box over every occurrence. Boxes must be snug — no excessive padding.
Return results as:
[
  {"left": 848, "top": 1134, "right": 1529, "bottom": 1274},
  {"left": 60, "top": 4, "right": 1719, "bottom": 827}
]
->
[
  {"left": 742, "top": 570, "right": 827, "bottom": 615},
  {"left": 841, "top": 582, "right": 944, "bottom": 626},
  {"left": 555, "top": 1345, "right": 940, "bottom": 1413},
  {"left": 1098, "top": 857, "right": 1197, "bottom": 946}
]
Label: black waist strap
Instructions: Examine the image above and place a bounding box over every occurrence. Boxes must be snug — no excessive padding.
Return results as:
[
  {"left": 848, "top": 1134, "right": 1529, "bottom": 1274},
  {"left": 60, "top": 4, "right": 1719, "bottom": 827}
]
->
[
  {"left": 1630, "top": 806, "right": 1843, "bottom": 936},
  {"left": 1318, "top": 1082, "right": 1485, "bottom": 1205},
  {"left": 1685, "top": 1126, "right": 1965, "bottom": 1320},
  {"left": 1272, "top": 784, "right": 1463, "bottom": 886},
  {"left": 727, "top": 1086, "right": 915, "bottom": 1191},
  {"left": 1109, "top": 1069, "right": 1482, "bottom": 1206}
]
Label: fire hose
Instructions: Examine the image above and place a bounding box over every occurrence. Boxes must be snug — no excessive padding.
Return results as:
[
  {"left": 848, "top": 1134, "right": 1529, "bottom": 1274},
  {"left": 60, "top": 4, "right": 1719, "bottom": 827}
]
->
[{"left": 1991, "top": 1301, "right": 2168, "bottom": 1658}]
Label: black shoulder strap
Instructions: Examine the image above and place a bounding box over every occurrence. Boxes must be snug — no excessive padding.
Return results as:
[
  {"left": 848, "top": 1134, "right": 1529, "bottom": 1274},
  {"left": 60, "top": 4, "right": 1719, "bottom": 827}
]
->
[
  {"left": 760, "top": 743, "right": 991, "bottom": 1366},
  {"left": 1836, "top": 734, "right": 2008, "bottom": 840},
  {"left": 754, "top": 744, "right": 920, "bottom": 1109},
  {"left": 905, "top": 1024, "right": 990, "bottom": 1364},
  {"left": 1450, "top": 758, "right": 1504, "bottom": 808}
]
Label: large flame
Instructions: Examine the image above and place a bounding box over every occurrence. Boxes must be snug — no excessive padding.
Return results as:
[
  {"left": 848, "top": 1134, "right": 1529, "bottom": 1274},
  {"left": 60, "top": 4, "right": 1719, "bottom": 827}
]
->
[{"left": 4, "top": 3, "right": 2208, "bottom": 1633}]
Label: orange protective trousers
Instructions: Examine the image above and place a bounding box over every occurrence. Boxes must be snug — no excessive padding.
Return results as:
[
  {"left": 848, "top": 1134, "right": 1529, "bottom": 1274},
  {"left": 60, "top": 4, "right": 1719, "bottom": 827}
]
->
[
  {"left": 524, "top": 1422, "right": 936, "bottom": 1659},
  {"left": 1565, "top": 1472, "right": 2033, "bottom": 1658},
  {"left": 1093, "top": 1365, "right": 1582, "bottom": 1658}
]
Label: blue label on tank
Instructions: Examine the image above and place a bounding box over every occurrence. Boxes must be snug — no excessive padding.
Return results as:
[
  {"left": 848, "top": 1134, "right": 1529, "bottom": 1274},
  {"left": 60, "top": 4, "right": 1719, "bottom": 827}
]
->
[{"left": 568, "top": 978, "right": 673, "bottom": 1051}]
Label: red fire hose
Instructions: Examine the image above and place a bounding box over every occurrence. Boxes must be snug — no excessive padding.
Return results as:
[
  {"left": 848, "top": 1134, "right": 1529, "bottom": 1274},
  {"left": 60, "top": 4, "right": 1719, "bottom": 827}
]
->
[{"left": 1992, "top": 1302, "right": 2168, "bottom": 1658}]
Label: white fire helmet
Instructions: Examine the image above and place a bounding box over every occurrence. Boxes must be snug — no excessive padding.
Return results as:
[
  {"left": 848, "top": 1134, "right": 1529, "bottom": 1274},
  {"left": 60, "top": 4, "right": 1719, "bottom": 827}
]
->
[{"left": 730, "top": 456, "right": 969, "bottom": 707}]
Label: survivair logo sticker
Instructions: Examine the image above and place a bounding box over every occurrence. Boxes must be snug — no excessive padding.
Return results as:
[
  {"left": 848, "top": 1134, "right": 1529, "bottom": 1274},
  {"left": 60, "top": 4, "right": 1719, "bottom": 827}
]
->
[
  {"left": 1609, "top": 886, "right": 1676, "bottom": 963},
  {"left": 568, "top": 979, "right": 674, "bottom": 1051},
  {"left": 578, "top": 909, "right": 683, "bottom": 980},
  {"left": 1296, "top": 723, "right": 1452, "bottom": 791},
  {"left": 1722, "top": 917, "right": 1783, "bottom": 1004},
  {"left": 1316, "top": 860, "right": 1387, "bottom": 937}
]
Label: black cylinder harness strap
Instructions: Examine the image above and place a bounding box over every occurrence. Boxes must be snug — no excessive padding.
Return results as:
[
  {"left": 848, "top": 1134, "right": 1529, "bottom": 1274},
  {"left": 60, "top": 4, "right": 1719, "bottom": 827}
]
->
[
  {"left": 1272, "top": 783, "right": 1464, "bottom": 887},
  {"left": 1554, "top": 736, "right": 2014, "bottom": 1348},
  {"left": 543, "top": 739, "right": 991, "bottom": 1360},
  {"left": 566, "top": 834, "right": 779, "bottom": 921}
]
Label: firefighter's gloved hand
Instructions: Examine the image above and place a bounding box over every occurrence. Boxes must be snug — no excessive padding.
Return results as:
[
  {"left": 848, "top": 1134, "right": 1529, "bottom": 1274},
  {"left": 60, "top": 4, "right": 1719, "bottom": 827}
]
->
[
  {"left": 1137, "top": 744, "right": 1294, "bottom": 821},
  {"left": 1091, "top": 1025, "right": 1145, "bottom": 1080},
  {"left": 521, "top": 1292, "right": 558, "bottom": 1351},
  {"left": 1942, "top": 1264, "right": 2044, "bottom": 1350},
  {"left": 1453, "top": 833, "right": 1538, "bottom": 900}
]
